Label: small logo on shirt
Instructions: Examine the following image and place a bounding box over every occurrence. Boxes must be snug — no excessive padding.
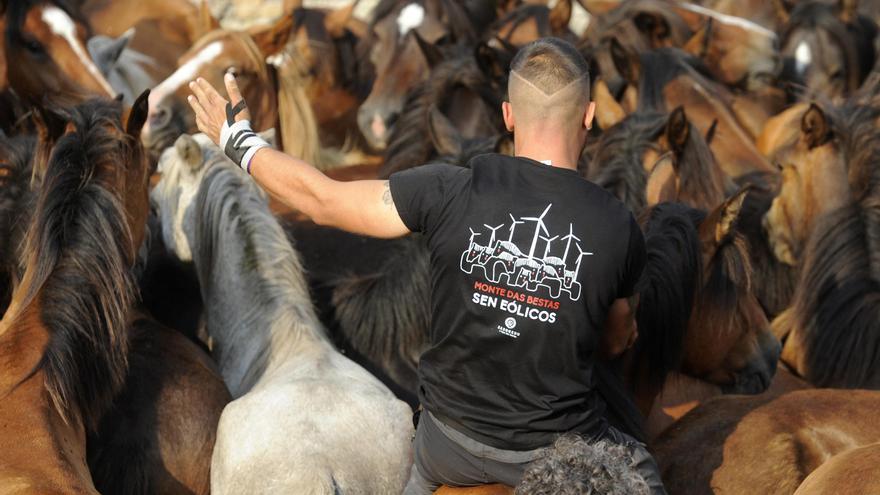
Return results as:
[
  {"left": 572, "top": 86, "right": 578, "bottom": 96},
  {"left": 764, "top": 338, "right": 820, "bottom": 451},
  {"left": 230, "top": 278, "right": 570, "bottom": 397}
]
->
[{"left": 504, "top": 317, "right": 517, "bottom": 329}]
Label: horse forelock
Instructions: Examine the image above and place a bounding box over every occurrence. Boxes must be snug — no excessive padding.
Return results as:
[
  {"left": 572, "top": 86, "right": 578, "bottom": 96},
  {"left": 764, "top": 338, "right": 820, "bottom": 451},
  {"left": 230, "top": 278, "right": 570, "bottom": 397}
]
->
[
  {"left": 633, "top": 202, "right": 703, "bottom": 388},
  {"left": 792, "top": 198, "right": 880, "bottom": 388},
  {"left": 14, "top": 99, "right": 137, "bottom": 430}
]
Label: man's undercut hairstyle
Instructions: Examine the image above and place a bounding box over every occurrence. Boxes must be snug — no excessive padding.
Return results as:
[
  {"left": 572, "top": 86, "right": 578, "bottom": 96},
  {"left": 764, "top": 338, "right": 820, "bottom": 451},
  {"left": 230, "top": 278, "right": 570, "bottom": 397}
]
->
[{"left": 508, "top": 38, "right": 591, "bottom": 126}]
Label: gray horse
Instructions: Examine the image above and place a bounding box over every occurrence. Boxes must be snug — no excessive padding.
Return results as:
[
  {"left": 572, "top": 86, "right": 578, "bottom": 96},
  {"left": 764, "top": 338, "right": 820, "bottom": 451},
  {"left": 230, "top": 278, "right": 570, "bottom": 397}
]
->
[{"left": 151, "top": 133, "right": 413, "bottom": 494}]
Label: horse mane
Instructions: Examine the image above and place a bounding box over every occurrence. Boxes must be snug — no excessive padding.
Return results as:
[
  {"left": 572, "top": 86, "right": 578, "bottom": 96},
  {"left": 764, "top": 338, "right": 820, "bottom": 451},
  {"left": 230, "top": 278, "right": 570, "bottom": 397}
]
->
[
  {"left": 636, "top": 48, "right": 716, "bottom": 112},
  {"left": 836, "top": 103, "right": 880, "bottom": 201},
  {"left": 490, "top": 4, "right": 552, "bottom": 41},
  {"left": 380, "top": 43, "right": 500, "bottom": 178},
  {"left": 272, "top": 49, "right": 324, "bottom": 168},
  {"left": 191, "top": 159, "right": 329, "bottom": 374},
  {"left": 674, "top": 117, "right": 732, "bottom": 210},
  {"left": 786, "top": 195, "right": 880, "bottom": 388},
  {"left": 633, "top": 202, "right": 702, "bottom": 391},
  {"left": 783, "top": 2, "right": 878, "bottom": 91},
  {"left": 14, "top": 99, "right": 137, "bottom": 430},
  {"left": 591, "top": 111, "right": 668, "bottom": 214},
  {"left": 331, "top": 235, "right": 429, "bottom": 385}
]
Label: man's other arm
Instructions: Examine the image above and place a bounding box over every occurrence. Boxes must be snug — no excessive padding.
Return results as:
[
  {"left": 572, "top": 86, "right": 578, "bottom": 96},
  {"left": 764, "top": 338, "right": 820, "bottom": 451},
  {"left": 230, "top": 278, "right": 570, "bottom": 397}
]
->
[{"left": 601, "top": 295, "right": 639, "bottom": 360}]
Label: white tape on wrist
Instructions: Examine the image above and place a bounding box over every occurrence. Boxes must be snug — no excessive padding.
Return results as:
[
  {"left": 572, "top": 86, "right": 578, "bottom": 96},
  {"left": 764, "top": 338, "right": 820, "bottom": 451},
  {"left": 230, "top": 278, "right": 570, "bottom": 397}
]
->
[{"left": 220, "top": 119, "right": 270, "bottom": 174}]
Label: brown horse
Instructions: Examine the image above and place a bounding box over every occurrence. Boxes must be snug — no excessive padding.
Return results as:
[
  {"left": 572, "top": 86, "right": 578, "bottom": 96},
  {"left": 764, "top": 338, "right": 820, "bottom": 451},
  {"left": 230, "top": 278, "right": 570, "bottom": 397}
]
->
[
  {"left": 0, "top": 94, "right": 150, "bottom": 493},
  {"left": 488, "top": 0, "right": 574, "bottom": 47},
  {"left": 590, "top": 108, "right": 733, "bottom": 215},
  {"left": 655, "top": 389, "right": 880, "bottom": 494},
  {"left": 356, "top": 0, "right": 494, "bottom": 149},
  {"left": 763, "top": 102, "right": 878, "bottom": 266},
  {"left": 603, "top": 46, "right": 775, "bottom": 177},
  {"left": 4, "top": 0, "right": 115, "bottom": 109},
  {"left": 793, "top": 442, "right": 880, "bottom": 495},
  {"left": 778, "top": 0, "right": 878, "bottom": 101}
]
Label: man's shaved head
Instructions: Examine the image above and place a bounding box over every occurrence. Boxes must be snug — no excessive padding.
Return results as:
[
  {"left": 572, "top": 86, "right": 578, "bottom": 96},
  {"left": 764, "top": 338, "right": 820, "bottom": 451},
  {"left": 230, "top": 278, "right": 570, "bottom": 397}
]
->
[{"left": 507, "top": 38, "right": 591, "bottom": 127}]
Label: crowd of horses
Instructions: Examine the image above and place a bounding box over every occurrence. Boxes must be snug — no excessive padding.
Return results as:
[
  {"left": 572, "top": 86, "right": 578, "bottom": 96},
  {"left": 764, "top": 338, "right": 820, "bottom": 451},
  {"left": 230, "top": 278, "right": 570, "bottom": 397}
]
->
[{"left": 0, "top": 0, "right": 879, "bottom": 493}]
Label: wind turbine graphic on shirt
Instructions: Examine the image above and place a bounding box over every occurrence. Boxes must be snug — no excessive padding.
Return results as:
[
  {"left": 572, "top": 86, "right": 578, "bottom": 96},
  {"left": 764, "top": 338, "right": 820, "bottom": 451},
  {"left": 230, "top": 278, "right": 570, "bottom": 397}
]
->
[
  {"left": 507, "top": 214, "right": 524, "bottom": 242},
  {"left": 540, "top": 234, "right": 559, "bottom": 258},
  {"left": 561, "top": 223, "right": 581, "bottom": 263},
  {"left": 573, "top": 244, "right": 593, "bottom": 278},
  {"left": 523, "top": 204, "right": 552, "bottom": 259},
  {"left": 484, "top": 223, "right": 504, "bottom": 250},
  {"left": 467, "top": 228, "right": 481, "bottom": 249}
]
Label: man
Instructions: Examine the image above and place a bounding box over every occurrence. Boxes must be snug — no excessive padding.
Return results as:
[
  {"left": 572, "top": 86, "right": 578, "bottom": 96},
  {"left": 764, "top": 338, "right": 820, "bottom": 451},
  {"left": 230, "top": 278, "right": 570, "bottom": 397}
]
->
[{"left": 186, "top": 38, "right": 664, "bottom": 494}]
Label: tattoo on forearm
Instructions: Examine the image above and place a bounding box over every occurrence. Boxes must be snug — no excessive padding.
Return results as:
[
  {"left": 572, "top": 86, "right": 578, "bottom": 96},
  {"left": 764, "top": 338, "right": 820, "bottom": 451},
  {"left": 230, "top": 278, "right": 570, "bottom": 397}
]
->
[{"left": 382, "top": 181, "right": 393, "bottom": 206}]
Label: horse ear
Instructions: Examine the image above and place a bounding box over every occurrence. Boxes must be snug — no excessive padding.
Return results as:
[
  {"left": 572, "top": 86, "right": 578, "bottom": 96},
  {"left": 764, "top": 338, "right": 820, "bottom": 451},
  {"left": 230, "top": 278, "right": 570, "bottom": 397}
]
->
[
  {"left": 610, "top": 37, "right": 639, "bottom": 83},
  {"left": 714, "top": 186, "right": 750, "bottom": 244},
  {"left": 705, "top": 119, "right": 718, "bottom": 145},
  {"left": 325, "top": 1, "right": 357, "bottom": 38},
  {"left": 633, "top": 12, "right": 671, "bottom": 47},
  {"left": 593, "top": 78, "right": 626, "bottom": 130},
  {"left": 126, "top": 89, "right": 150, "bottom": 139},
  {"left": 413, "top": 31, "right": 444, "bottom": 68},
  {"left": 249, "top": 12, "right": 296, "bottom": 58},
  {"left": 427, "top": 106, "right": 462, "bottom": 158},
  {"left": 197, "top": 0, "right": 220, "bottom": 37},
  {"left": 801, "top": 103, "right": 830, "bottom": 149},
  {"left": 174, "top": 134, "right": 203, "bottom": 170},
  {"left": 550, "top": 0, "right": 572, "bottom": 33},
  {"left": 646, "top": 155, "right": 677, "bottom": 207},
  {"left": 666, "top": 106, "right": 690, "bottom": 156},
  {"left": 683, "top": 18, "right": 712, "bottom": 58},
  {"left": 771, "top": 0, "right": 792, "bottom": 24},
  {"left": 837, "top": 0, "right": 859, "bottom": 23}
]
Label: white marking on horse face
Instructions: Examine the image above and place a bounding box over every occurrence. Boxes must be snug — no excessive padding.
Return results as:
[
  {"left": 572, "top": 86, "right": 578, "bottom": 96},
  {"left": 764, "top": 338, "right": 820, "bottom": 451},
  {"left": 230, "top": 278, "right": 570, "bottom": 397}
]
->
[
  {"left": 396, "top": 3, "right": 425, "bottom": 38},
  {"left": 41, "top": 6, "right": 115, "bottom": 96},
  {"left": 795, "top": 41, "right": 812, "bottom": 75},
  {"left": 148, "top": 41, "right": 224, "bottom": 114},
  {"left": 679, "top": 3, "right": 777, "bottom": 39}
]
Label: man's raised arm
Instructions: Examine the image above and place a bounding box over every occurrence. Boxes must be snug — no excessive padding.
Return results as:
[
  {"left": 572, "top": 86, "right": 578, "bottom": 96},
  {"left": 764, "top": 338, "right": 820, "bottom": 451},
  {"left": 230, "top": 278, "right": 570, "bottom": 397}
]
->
[{"left": 186, "top": 74, "right": 410, "bottom": 239}]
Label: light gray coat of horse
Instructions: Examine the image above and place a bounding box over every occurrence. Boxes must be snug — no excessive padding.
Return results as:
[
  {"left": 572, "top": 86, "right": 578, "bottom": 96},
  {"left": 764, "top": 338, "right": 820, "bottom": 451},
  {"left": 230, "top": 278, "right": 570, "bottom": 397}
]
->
[{"left": 151, "top": 133, "right": 413, "bottom": 494}]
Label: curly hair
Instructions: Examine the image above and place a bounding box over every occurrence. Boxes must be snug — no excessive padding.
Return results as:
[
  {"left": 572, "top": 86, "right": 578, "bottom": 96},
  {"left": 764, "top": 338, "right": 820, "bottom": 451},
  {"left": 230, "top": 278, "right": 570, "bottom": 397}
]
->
[{"left": 515, "top": 434, "right": 649, "bottom": 495}]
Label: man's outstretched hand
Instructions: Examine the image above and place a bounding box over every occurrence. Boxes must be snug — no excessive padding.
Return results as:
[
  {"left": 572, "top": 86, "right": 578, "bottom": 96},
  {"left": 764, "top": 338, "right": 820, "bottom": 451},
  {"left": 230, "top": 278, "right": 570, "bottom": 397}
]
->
[{"left": 187, "top": 73, "right": 252, "bottom": 145}]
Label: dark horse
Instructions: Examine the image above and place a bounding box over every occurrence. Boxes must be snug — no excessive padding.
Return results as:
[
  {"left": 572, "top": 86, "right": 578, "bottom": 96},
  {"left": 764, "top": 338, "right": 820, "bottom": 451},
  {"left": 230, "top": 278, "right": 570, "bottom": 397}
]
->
[{"left": 0, "top": 132, "right": 36, "bottom": 315}]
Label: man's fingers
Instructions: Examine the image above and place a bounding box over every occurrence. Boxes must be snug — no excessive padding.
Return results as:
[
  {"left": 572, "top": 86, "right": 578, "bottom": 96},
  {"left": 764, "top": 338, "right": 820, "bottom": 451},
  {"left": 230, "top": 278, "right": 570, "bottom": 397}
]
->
[
  {"left": 197, "top": 77, "right": 226, "bottom": 106},
  {"left": 187, "top": 95, "right": 207, "bottom": 119},
  {"left": 188, "top": 81, "right": 211, "bottom": 109},
  {"left": 225, "top": 73, "right": 244, "bottom": 104}
]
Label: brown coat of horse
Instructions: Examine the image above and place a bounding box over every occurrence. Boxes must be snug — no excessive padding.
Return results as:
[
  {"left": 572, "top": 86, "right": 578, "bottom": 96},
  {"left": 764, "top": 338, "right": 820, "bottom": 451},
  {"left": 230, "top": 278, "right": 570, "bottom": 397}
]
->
[
  {"left": 655, "top": 389, "right": 880, "bottom": 495},
  {"left": 793, "top": 442, "right": 880, "bottom": 495}
]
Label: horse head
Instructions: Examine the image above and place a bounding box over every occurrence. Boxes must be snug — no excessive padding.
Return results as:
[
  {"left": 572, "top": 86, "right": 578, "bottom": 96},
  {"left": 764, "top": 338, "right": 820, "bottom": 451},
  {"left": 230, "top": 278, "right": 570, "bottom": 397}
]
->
[
  {"left": 779, "top": 0, "right": 878, "bottom": 100},
  {"left": 144, "top": 23, "right": 286, "bottom": 160},
  {"left": 688, "top": 188, "right": 780, "bottom": 394},
  {"left": 357, "top": 0, "right": 480, "bottom": 150},
  {"left": 5, "top": 0, "right": 115, "bottom": 108}
]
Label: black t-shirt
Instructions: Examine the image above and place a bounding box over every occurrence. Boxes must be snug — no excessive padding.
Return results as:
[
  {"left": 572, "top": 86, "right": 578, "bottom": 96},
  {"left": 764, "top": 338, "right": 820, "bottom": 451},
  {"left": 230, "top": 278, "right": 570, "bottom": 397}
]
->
[{"left": 390, "top": 153, "right": 646, "bottom": 450}]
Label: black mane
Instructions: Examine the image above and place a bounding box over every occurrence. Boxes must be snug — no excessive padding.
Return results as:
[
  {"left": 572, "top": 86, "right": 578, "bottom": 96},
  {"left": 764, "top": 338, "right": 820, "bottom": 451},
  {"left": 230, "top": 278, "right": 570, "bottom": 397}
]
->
[
  {"left": 16, "top": 99, "right": 137, "bottom": 430},
  {"left": 0, "top": 133, "right": 36, "bottom": 314}
]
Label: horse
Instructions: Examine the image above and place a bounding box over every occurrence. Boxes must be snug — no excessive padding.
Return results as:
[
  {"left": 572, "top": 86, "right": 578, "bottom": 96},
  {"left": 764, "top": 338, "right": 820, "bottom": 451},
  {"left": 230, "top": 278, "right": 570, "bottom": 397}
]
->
[
  {"left": 601, "top": 46, "right": 775, "bottom": 177},
  {"left": 379, "top": 40, "right": 505, "bottom": 178},
  {"left": 763, "top": 102, "right": 879, "bottom": 266},
  {"left": 778, "top": 0, "right": 878, "bottom": 101},
  {"left": 488, "top": 0, "right": 575, "bottom": 47},
  {"left": 793, "top": 442, "right": 880, "bottom": 495},
  {"left": 589, "top": 107, "right": 733, "bottom": 215},
  {"left": 655, "top": 389, "right": 880, "bottom": 494},
  {"left": 4, "top": 0, "right": 115, "bottom": 109},
  {"left": 356, "top": 0, "right": 495, "bottom": 149},
  {"left": 151, "top": 133, "right": 413, "bottom": 493},
  {"left": 0, "top": 94, "right": 150, "bottom": 494},
  {"left": 86, "top": 311, "right": 231, "bottom": 495}
]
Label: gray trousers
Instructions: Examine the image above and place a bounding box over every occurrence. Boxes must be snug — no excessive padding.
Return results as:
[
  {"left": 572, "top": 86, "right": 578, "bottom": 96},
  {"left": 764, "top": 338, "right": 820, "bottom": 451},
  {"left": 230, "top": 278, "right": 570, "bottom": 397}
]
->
[{"left": 403, "top": 411, "right": 667, "bottom": 495}]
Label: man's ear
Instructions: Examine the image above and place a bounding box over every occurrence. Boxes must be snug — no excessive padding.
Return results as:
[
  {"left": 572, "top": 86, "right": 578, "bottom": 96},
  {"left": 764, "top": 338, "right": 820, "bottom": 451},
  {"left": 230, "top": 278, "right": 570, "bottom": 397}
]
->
[
  {"left": 502, "top": 101, "right": 514, "bottom": 132},
  {"left": 584, "top": 101, "right": 596, "bottom": 130}
]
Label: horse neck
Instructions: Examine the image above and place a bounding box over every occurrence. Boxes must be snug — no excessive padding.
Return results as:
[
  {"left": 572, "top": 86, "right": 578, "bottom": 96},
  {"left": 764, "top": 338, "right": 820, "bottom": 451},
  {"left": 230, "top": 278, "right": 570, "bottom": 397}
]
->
[
  {"left": 0, "top": 303, "right": 96, "bottom": 494},
  {"left": 190, "top": 175, "right": 330, "bottom": 396}
]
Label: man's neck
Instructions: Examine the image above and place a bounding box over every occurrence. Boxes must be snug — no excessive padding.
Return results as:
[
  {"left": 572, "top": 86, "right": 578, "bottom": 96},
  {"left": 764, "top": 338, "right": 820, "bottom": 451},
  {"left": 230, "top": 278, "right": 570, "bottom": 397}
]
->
[{"left": 513, "top": 129, "right": 582, "bottom": 171}]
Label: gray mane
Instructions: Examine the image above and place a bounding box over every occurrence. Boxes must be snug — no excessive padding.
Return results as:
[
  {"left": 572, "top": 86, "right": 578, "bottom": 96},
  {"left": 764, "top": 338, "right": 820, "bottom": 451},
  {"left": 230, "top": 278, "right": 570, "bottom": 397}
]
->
[{"left": 191, "top": 160, "right": 329, "bottom": 393}]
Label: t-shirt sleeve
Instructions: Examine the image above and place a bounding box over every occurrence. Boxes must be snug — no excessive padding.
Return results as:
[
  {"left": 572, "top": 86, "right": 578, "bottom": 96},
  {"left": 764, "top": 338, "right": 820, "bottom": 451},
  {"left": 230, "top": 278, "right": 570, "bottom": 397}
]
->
[
  {"left": 389, "top": 163, "right": 464, "bottom": 234},
  {"left": 618, "top": 214, "right": 646, "bottom": 298}
]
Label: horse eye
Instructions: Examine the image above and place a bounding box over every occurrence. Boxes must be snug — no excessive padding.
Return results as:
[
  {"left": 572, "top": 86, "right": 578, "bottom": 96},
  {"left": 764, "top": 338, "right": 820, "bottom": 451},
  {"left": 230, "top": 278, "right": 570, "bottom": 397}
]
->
[{"left": 23, "top": 37, "right": 45, "bottom": 55}]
